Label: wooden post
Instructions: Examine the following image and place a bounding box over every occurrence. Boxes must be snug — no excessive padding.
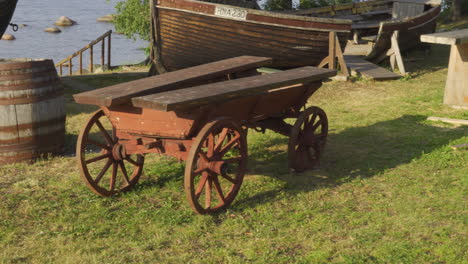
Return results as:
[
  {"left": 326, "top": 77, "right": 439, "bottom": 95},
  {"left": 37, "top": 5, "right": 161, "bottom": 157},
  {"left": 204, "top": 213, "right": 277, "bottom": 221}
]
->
[
  {"left": 329, "top": 32, "right": 337, "bottom": 70},
  {"left": 69, "top": 59, "right": 72, "bottom": 76},
  {"left": 318, "top": 32, "right": 350, "bottom": 77},
  {"left": 90, "top": 46, "right": 94, "bottom": 73},
  {"left": 79, "top": 51, "right": 83, "bottom": 75},
  {"left": 390, "top": 30, "right": 406, "bottom": 75},
  {"left": 445, "top": 43, "right": 468, "bottom": 107},
  {"left": 107, "top": 34, "right": 111, "bottom": 69},
  {"left": 421, "top": 29, "right": 468, "bottom": 108},
  {"left": 59, "top": 65, "right": 62, "bottom": 76},
  {"left": 101, "top": 39, "right": 105, "bottom": 69}
]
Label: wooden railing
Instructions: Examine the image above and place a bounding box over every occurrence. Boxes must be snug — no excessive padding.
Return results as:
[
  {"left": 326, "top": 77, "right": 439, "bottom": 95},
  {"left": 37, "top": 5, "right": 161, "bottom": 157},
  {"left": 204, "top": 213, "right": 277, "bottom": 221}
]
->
[{"left": 55, "top": 30, "right": 112, "bottom": 76}]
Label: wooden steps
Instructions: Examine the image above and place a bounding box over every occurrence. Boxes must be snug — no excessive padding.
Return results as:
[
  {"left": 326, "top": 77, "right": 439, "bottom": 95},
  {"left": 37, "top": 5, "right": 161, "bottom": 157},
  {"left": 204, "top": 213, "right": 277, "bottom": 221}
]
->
[
  {"left": 344, "top": 55, "right": 401, "bottom": 81},
  {"left": 344, "top": 42, "right": 373, "bottom": 56}
]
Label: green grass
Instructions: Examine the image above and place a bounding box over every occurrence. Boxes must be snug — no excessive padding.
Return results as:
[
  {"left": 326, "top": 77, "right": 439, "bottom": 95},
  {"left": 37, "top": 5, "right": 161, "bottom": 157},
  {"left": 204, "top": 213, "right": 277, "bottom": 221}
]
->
[{"left": 0, "top": 47, "right": 467, "bottom": 263}]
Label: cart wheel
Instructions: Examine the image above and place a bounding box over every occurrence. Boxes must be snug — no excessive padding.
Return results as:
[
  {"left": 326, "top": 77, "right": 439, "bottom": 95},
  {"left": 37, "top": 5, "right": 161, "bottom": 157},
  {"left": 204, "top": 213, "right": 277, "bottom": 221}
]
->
[
  {"left": 288, "top": 106, "right": 328, "bottom": 172},
  {"left": 77, "top": 110, "right": 144, "bottom": 197},
  {"left": 185, "top": 118, "right": 247, "bottom": 214}
]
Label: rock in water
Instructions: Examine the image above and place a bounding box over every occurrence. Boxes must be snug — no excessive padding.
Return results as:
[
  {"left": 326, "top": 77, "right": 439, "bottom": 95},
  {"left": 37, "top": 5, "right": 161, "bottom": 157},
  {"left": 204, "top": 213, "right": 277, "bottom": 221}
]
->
[
  {"left": 44, "top": 27, "right": 61, "bottom": 33},
  {"left": 97, "top": 14, "right": 115, "bottom": 22},
  {"left": 1, "top": 34, "right": 15, "bottom": 40},
  {"left": 55, "top": 16, "right": 77, "bottom": 26}
]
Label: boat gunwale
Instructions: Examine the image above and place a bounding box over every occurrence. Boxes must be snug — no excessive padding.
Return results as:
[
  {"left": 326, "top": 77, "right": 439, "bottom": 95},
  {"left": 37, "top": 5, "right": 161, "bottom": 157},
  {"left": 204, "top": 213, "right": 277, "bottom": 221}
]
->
[
  {"left": 351, "top": 5, "right": 440, "bottom": 29},
  {"left": 156, "top": 0, "right": 353, "bottom": 28}
]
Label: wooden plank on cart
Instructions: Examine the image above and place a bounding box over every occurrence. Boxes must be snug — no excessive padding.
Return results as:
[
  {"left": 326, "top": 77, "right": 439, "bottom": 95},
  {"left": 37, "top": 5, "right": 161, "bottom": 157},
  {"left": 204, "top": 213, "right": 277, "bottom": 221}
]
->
[
  {"left": 73, "top": 56, "right": 273, "bottom": 107},
  {"left": 132, "top": 67, "right": 336, "bottom": 111}
]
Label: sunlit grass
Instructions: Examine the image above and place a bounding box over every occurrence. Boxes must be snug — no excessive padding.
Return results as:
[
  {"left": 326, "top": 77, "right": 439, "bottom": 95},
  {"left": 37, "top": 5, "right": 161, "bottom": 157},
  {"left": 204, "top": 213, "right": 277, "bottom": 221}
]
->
[{"left": 0, "top": 45, "right": 466, "bottom": 263}]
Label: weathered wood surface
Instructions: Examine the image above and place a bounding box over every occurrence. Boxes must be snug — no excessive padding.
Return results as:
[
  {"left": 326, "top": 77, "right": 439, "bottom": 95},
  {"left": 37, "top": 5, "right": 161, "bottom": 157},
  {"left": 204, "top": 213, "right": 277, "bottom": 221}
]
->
[
  {"left": 153, "top": 0, "right": 351, "bottom": 71},
  {"left": 451, "top": 143, "right": 468, "bottom": 150},
  {"left": 422, "top": 30, "right": 468, "bottom": 108},
  {"left": 344, "top": 42, "right": 373, "bottom": 56},
  {"left": 444, "top": 43, "right": 468, "bottom": 108},
  {"left": 392, "top": 2, "right": 424, "bottom": 19},
  {"left": 427, "top": 116, "right": 468, "bottom": 125},
  {"left": 73, "top": 56, "right": 273, "bottom": 107},
  {"left": 420, "top": 29, "right": 468, "bottom": 45},
  {"left": 132, "top": 67, "right": 336, "bottom": 111},
  {"left": 289, "top": 0, "right": 392, "bottom": 18},
  {"left": 393, "top": 0, "right": 441, "bottom": 4},
  {"left": 344, "top": 55, "right": 401, "bottom": 80},
  {"left": 0, "top": 59, "right": 65, "bottom": 164},
  {"left": 366, "top": 6, "right": 440, "bottom": 62}
]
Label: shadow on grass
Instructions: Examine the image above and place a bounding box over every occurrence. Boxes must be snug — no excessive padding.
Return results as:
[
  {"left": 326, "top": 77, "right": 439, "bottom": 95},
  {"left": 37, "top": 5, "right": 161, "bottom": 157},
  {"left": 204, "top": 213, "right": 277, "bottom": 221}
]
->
[{"left": 234, "top": 115, "right": 467, "bottom": 212}]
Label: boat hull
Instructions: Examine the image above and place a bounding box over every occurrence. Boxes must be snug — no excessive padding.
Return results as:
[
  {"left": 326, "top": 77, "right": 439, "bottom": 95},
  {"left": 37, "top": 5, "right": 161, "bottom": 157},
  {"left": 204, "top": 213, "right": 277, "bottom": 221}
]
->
[
  {"left": 366, "top": 6, "right": 441, "bottom": 61},
  {"left": 0, "top": 0, "right": 18, "bottom": 39},
  {"left": 154, "top": 0, "right": 352, "bottom": 71}
]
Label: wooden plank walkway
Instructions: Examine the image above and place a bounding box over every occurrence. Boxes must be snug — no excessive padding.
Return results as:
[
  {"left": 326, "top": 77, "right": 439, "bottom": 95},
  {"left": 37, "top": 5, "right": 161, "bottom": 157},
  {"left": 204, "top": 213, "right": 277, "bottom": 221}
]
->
[{"left": 344, "top": 55, "right": 401, "bottom": 81}]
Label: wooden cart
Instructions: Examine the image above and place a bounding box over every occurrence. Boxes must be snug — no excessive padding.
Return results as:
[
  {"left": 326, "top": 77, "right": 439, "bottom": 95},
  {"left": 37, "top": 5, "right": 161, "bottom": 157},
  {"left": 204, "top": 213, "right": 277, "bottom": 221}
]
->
[{"left": 73, "top": 56, "right": 336, "bottom": 214}]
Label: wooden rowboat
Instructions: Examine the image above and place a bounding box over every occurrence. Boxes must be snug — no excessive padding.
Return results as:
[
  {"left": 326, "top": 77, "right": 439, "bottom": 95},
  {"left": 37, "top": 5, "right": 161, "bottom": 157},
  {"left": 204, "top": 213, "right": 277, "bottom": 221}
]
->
[
  {"left": 150, "top": 0, "right": 352, "bottom": 72},
  {"left": 290, "top": 0, "right": 441, "bottom": 62},
  {"left": 0, "top": 0, "right": 18, "bottom": 39},
  {"left": 151, "top": 0, "right": 440, "bottom": 72}
]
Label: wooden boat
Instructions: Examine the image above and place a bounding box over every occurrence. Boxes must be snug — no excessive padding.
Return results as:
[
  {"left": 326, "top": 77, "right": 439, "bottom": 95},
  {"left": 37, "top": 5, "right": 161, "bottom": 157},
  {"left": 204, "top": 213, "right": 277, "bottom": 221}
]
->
[
  {"left": 151, "top": 0, "right": 440, "bottom": 72},
  {"left": 150, "top": 0, "right": 352, "bottom": 72},
  {"left": 0, "top": 0, "right": 18, "bottom": 39},
  {"left": 290, "top": 0, "right": 441, "bottom": 62}
]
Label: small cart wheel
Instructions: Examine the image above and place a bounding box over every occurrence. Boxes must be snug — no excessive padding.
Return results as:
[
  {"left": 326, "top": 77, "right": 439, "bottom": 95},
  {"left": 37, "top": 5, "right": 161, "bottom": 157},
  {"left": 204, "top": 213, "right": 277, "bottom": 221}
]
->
[
  {"left": 185, "top": 118, "right": 247, "bottom": 214},
  {"left": 77, "top": 110, "right": 144, "bottom": 197},
  {"left": 288, "top": 106, "right": 328, "bottom": 172}
]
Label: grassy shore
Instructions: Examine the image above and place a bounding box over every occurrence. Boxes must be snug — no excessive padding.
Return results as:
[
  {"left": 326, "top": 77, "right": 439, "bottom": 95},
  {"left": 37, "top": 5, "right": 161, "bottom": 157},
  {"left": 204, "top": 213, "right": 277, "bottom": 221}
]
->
[{"left": 1, "top": 39, "right": 467, "bottom": 263}]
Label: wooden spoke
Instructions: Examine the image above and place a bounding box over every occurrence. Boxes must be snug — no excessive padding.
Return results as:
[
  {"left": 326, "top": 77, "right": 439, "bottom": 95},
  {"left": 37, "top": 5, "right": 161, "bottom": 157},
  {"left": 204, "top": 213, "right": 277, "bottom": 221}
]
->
[
  {"left": 109, "top": 162, "right": 117, "bottom": 192},
  {"left": 310, "top": 119, "right": 323, "bottom": 133},
  {"left": 218, "top": 135, "right": 240, "bottom": 156},
  {"left": 220, "top": 173, "right": 236, "bottom": 184},
  {"left": 125, "top": 156, "right": 139, "bottom": 166},
  {"left": 77, "top": 110, "right": 144, "bottom": 197},
  {"left": 205, "top": 178, "right": 212, "bottom": 209},
  {"left": 214, "top": 128, "right": 229, "bottom": 152},
  {"left": 207, "top": 133, "right": 215, "bottom": 157},
  {"left": 119, "top": 161, "right": 130, "bottom": 186},
  {"left": 95, "top": 119, "right": 114, "bottom": 145},
  {"left": 185, "top": 118, "right": 247, "bottom": 214},
  {"left": 194, "top": 167, "right": 207, "bottom": 175},
  {"left": 288, "top": 107, "right": 328, "bottom": 172},
  {"left": 212, "top": 176, "right": 226, "bottom": 204},
  {"left": 87, "top": 139, "right": 111, "bottom": 151},
  {"left": 195, "top": 172, "right": 209, "bottom": 199},
  {"left": 85, "top": 153, "right": 110, "bottom": 164},
  {"left": 94, "top": 159, "right": 113, "bottom": 185}
]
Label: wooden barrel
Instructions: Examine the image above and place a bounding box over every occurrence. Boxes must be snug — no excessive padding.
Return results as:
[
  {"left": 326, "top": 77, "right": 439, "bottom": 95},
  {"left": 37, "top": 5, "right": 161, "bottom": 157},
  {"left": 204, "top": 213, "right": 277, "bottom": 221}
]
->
[{"left": 0, "top": 59, "right": 65, "bottom": 165}]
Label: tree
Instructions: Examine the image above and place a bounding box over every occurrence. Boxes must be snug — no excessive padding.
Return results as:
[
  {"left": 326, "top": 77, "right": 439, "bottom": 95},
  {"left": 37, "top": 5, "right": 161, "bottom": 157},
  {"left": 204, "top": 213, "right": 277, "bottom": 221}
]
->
[{"left": 112, "top": 0, "right": 151, "bottom": 42}]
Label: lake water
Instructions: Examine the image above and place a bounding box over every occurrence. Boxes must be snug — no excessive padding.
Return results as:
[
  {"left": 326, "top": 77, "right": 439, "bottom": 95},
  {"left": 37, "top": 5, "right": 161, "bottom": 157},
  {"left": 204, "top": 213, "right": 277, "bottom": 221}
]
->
[{"left": 0, "top": 0, "right": 148, "bottom": 68}]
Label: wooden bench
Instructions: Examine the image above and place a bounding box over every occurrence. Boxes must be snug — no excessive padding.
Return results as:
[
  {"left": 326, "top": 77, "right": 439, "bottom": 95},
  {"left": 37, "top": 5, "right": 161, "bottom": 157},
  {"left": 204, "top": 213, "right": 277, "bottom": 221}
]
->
[
  {"left": 73, "top": 56, "right": 272, "bottom": 107},
  {"left": 421, "top": 29, "right": 468, "bottom": 108},
  {"left": 132, "top": 66, "right": 336, "bottom": 111}
]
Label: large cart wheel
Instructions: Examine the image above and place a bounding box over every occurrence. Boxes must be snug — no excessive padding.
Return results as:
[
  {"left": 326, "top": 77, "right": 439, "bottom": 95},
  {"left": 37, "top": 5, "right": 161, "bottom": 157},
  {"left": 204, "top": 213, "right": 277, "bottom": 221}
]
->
[
  {"left": 77, "top": 110, "right": 144, "bottom": 197},
  {"left": 288, "top": 106, "right": 328, "bottom": 172},
  {"left": 185, "top": 118, "right": 247, "bottom": 214}
]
